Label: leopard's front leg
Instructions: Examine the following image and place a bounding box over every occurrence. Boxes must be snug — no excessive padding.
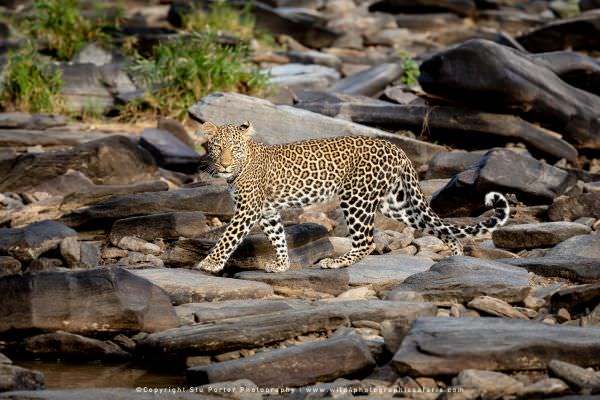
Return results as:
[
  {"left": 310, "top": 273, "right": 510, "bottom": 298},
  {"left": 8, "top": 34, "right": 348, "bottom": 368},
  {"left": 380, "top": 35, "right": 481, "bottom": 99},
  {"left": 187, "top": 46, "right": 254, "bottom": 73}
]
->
[{"left": 195, "top": 201, "right": 261, "bottom": 273}]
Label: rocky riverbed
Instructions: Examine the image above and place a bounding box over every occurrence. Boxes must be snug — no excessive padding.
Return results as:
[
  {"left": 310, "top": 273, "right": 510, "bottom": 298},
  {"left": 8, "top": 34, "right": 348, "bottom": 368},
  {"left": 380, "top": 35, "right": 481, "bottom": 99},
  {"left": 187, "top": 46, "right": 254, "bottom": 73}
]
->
[{"left": 1, "top": 0, "right": 600, "bottom": 399}]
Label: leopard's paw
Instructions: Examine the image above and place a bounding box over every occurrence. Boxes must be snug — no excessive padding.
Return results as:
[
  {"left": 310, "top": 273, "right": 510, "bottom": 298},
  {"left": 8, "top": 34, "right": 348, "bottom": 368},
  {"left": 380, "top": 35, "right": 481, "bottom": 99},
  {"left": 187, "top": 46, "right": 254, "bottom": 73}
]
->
[
  {"left": 318, "top": 257, "right": 345, "bottom": 269},
  {"left": 265, "top": 261, "right": 290, "bottom": 273},
  {"left": 195, "top": 257, "right": 224, "bottom": 273}
]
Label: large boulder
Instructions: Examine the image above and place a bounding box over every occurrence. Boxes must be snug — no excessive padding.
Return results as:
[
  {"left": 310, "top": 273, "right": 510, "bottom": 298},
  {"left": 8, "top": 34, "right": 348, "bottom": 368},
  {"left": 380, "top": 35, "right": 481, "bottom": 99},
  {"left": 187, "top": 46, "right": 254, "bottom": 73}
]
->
[
  {"left": 492, "top": 222, "right": 591, "bottom": 249},
  {"left": 139, "top": 128, "right": 201, "bottom": 173},
  {"left": 188, "top": 92, "right": 446, "bottom": 168},
  {"left": 0, "top": 221, "right": 76, "bottom": 262},
  {"left": 0, "top": 136, "right": 158, "bottom": 192},
  {"left": 0, "top": 267, "right": 177, "bottom": 334},
  {"left": 419, "top": 39, "right": 600, "bottom": 150},
  {"left": 430, "top": 149, "right": 575, "bottom": 217}
]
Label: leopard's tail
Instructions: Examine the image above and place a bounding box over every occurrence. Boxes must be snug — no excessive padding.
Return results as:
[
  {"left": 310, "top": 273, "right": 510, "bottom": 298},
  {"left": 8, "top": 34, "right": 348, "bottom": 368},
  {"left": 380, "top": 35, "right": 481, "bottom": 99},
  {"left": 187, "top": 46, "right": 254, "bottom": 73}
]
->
[{"left": 444, "top": 192, "right": 510, "bottom": 239}]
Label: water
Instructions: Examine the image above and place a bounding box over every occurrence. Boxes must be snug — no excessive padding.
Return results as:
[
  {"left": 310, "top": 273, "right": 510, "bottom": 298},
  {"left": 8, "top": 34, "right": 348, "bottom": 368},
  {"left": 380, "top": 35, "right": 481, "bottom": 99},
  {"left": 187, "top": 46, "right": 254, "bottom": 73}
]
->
[{"left": 17, "top": 360, "right": 186, "bottom": 389}]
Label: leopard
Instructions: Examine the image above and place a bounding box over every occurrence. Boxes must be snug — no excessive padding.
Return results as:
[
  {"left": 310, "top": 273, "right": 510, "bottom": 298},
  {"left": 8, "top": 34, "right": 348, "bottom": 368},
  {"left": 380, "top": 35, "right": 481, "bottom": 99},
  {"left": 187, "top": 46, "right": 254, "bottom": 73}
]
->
[{"left": 195, "top": 121, "right": 510, "bottom": 273}]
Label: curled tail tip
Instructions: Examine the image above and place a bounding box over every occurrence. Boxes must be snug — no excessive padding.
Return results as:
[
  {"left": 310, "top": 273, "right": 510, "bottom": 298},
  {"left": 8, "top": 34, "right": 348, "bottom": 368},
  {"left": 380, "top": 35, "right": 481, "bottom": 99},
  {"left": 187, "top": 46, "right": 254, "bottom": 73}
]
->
[{"left": 484, "top": 191, "right": 506, "bottom": 208}]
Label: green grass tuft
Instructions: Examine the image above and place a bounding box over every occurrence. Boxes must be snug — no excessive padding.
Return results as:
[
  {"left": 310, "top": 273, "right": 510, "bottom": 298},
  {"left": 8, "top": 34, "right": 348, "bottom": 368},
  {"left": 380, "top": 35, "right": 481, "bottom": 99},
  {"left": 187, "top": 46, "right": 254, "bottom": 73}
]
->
[
  {"left": 121, "top": 32, "right": 268, "bottom": 120},
  {"left": 0, "top": 42, "right": 63, "bottom": 113},
  {"left": 398, "top": 51, "right": 420, "bottom": 88}
]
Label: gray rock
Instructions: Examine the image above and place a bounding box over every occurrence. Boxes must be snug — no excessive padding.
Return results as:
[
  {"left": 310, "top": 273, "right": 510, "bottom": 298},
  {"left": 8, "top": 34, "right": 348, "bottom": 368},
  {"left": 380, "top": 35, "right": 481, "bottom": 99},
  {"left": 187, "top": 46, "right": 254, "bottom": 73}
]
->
[
  {"left": 116, "top": 236, "right": 160, "bottom": 256},
  {"left": 71, "top": 43, "right": 113, "bottom": 66},
  {"left": 27, "top": 258, "right": 64, "bottom": 272},
  {"left": 0, "top": 267, "right": 177, "bottom": 334},
  {"left": 0, "top": 112, "right": 66, "bottom": 130},
  {"left": 130, "top": 268, "right": 274, "bottom": 305},
  {"left": 520, "top": 378, "right": 569, "bottom": 398},
  {"left": 23, "top": 331, "right": 130, "bottom": 361},
  {"left": 0, "top": 129, "right": 105, "bottom": 149},
  {"left": 419, "top": 39, "right": 600, "bottom": 150},
  {"left": 109, "top": 212, "right": 211, "bottom": 244},
  {"left": 431, "top": 149, "right": 575, "bottom": 217},
  {"left": 0, "top": 136, "right": 158, "bottom": 192},
  {"left": 139, "top": 128, "right": 200, "bottom": 173},
  {"left": 345, "top": 254, "right": 434, "bottom": 288},
  {"left": 267, "top": 63, "right": 340, "bottom": 90},
  {"left": 0, "top": 364, "right": 44, "bottom": 392},
  {"left": 492, "top": 222, "right": 591, "bottom": 249},
  {"left": 61, "top": 186, "right": 234, "bottom": 229},
  {"left": 234, "top": 269, "right": 349, "bottom": 296},
  {"left": 426, "top": 150, "right": 487, "bottom": 179},
  {"left": 547, "top": 234, "right": 600, "bottom": 258},
  {"left": 0, "top": 256, "right": 20, "bottom": 277},
  {"left": 550, "top": 282, "right": 600, "bottom": 316},
  {"left": 79, "top": 242, "right": 99, "bottom": 269},
  {"left": 549, "top": 192, "right": 600, "bottom": 221},
  {"left": 532, "top": 51, "right": 600, "bottom": 96},
  {"left": 387, "top": 256, "right": 531, "bottom": 305},
  {"left": 188, "top": 92, "right": 446, "bottom": 168},
  {"left": 392, "top": 317, "right": 600, "bottom": 376},
  {"left": 0, "top": 221, "right": 77, "bottom": 262},
  {"left": 187, "top": 335, "right": 375, "bottom": 388},
  {"left": 467, "top": 295, "right": 529, "bottom": 319},
  {"left": 455, "top": 369, "right": 524, "bottom": 399},
  {"left": 331, "top": 63, "right": 403, "bottom": 96},
  {"left": 278, "top": 50, "right": 342, "bottom": 69},
  {"left": 498, "top": 256, "right": 600, "bottom": 283},
  {"left": 548, "top": 359, "right": 600, "bottom": 391}
]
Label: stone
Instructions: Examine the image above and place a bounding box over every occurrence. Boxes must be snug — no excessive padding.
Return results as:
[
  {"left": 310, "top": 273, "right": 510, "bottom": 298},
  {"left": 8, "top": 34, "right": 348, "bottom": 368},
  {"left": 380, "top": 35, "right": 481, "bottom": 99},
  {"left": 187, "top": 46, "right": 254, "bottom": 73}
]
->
[
  {"left": 0, "top": 129, "right": 105, "bottom": 149},
  {"left": 412, "top": 236, "right": 446, "bottom": 252},
  {"left": 23, "top": 331, "right": 130, "bottom": 361},
  {"left": 0, "top": 267, "right": 177, "bottom": 334},
  {"left": 369, "top": 0, "right": 476, "bottom": 16},
  {"left": 234, "top": 269, "right": 349, "bottom": 296},
  {"left": 59, "top": 236, "right": 80, "bottom": 268},
  {"left": 518, "top": 11, "right": 600, "bottom": 52},
  {"left": 299, "top": 103, "right": 578, "bottom": 163},
  {"left": 61, "top": 186, "right": 234, "bottom": 229},
  {"left": 139, "top": 128, "right": 201, "bottom": 173},
  {"left": 550, "top": 283, "right": 600, "bottom": 316},
  {"left": 520, "top": 378, "right": 570, "bottom": 397},
  {"left": 331, "top": 63, "right": 403, "bottom": 96},
  {"left": 426, "top": 150, "right": 487, "bottom": 180},
  {"left": 267, "top": 63, "right": 340, "bottom": 90},
  {"left": 109, "top": 212, "right": 211, "bottom": 244},
  {"left": 492, "top": 222, "right": 591, "bottom": 249},
  {"left": 175, "top": 299, "right": 309, "bottom": 324},
  {"left": 431, "top": 149, "right": 575, "bottom": 217},
  {"left": 27, "top": 258, "right": 64, "bottom": 272},
  {"left": 79, "top": 242, "right": 99, "bottom": 268},
  {"left": 157, "top": 118, "right": 195, "bottom": 149},
  {"left": 498, "top": 256, "right": 600, "bottom": 283},
  {"left": 129, "top": 268, "right": 274, "bottom": 305},
  {"left": 0, "top": 221, "right": 77, "bottom": 262},
  {"left": 467, "top": 295, "right": 529, "bottom": 319},
  {"left": 0, "top": 364, "right": 44, "bottom": 392},
  {"left": 187, "top": 335, "right": 375, "bottom": 388},
  {"left": 455, "top": 369, "right": 524, "bottom": 399},
  {"left": 116, "top": 236, "right": 160, "bottom": 256},
  {"left": 345, "top": 254, "right": 434, "bottom": 288},
  {"left": 392, "top": 317, "right": 600, "bottom": 376},
  {"left": 419, "top": 39, "right": 600, "bottom": 150},
  {"left": 547, "top": 235, "right": 600, "bottom": 258},
  {"left": 0, "top": 256, "right": 20, "bottom": 277},
  {"left": 0, "top": 112, "right": 66, "bottom": 130},
  {"left": 387, "top": 256, "right": 531, "bottom": 305},
  {"left": 279, "top": 50, "right": 342, "bottom": 70},
  {"left": 72, "top": 42, "right": 113, "bottom": 65},
  {"left": 0, "top": 136, "right": 158, "bottom": 192},
  {"left": 548, "top": 192, "right": 600, "bottom": 221},
  {"left": 188, "top": 92, "right": 446, "bottom": 168},
  {"left": 548, "top": 359, "right": 600, "bottom": 391},
  {"left": 532, "top": 51, "right": 600, "bottom": 96}
]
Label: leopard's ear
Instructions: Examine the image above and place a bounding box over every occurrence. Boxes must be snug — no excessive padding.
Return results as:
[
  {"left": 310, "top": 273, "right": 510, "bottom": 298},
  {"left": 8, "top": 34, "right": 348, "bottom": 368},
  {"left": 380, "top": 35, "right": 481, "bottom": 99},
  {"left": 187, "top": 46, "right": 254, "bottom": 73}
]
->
[
  {"left": 240, "top": 121, "right": 255, "bottom": 136},
  {"left": 201, "top": 122, "right": 218, "bottom": 138}
]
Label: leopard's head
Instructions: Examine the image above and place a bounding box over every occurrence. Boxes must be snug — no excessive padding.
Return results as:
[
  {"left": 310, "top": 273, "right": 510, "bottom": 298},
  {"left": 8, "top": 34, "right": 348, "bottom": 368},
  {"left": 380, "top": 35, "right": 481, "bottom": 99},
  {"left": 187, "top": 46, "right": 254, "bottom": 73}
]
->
[{"left": 202, "top": 121, "right": 255, "bottom": 180}]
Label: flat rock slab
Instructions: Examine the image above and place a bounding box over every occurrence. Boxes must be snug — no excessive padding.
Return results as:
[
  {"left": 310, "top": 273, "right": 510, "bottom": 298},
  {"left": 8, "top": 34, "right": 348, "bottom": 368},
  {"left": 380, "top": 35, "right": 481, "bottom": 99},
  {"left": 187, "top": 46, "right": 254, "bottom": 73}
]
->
[
  {"left": 387, "top": 256, "right": 531, "bottom": 305},
  {"left": 0, "top": 112, "right": 66, "bottom": 130},
  {"left": 392, "top": 317, "right": 600, "bottom": 376},
  {"left": 550, "top": 283, "right": 600, "bottom": 315},
  {"left": 0, "top": 267, "right": 177, "bottom": 334},
  {"left": 0, "top": 129, "right": 106, "bottom": 148},
  {"left": 547, "top": 235, "right": 600, "bottom": 258},
  {"left": 234, "top": 269, "right": 350, "bottom": 295},
  {"left": 140, "top": 300, "right": 436, "bottom": 361},
  {"left": 22, "top": 331, "right": 130, "bottom": 361},
  {"left": 175, "top": 299, "right": 310, "bottom": 324},
  {"left": 129, "top": 268, "right": 274, "bottom": 305},
  {"left": 498, "top": 256, "right": 600, "bottom": 283},
  {"left": 187, "top": 335, "right": 375, "bottom": 388},
  {"left": 0, "top": 220, "right": 76, "bottom": 262},
  {"left": 548, "top": 192, "right": 600, "bottom": 221},
  {"left": 109, "top": 212, "right": 211, "bottom": 244},
  {"left": 188, "top": 92, "right": 446, "bottom": 168},
  {"left": 331, "top": 63, "right": 403, "bottom": 96},
  {"left": 492, "top": 222, "right": 591, "bottom": 249},
  {"left": 62, "top": 186, "right": 234, "bottom": 229},
  {"left": 139, "top": 128, "right": 200, "bottom": 172},
  {"left": 518, "top": 12, "right": 600, "bottom": 52},
  {"left": 0, "top": 136, "right": 158, "bottom": 192},
  {"left": 346, "top": 254, "right": 434, "bottom": 288},
  {"left": 431, "top": 149, "right": 574, "bottom": 217}
]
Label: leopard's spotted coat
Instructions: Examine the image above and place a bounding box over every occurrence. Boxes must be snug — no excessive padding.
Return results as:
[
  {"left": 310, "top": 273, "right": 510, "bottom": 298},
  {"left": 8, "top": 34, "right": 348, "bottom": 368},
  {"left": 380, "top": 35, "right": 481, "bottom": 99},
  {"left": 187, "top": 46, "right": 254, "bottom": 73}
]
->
[{"left": 196, "top": 121, "right": 510, "bottom": 273}]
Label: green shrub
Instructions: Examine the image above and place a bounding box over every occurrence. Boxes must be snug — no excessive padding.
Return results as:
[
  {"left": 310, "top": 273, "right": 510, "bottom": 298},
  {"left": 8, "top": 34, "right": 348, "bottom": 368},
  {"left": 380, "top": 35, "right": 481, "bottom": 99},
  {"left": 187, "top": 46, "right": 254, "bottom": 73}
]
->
[
  {"left": 0, "top": 43, "right": 63, "bottom": 113},
  {"left": 21, "top": 0, "right": 111, "bottom": 60},
  {"left": 122, "top": 33, "right": 268, "bottom": 120},
  {"left": 398, "top": 51, "right": 420, "bottom": 88}
]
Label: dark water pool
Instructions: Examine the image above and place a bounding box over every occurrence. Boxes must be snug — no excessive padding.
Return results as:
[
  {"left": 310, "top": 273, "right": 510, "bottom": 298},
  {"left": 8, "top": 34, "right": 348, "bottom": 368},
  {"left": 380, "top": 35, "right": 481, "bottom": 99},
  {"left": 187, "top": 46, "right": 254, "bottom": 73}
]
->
[{"left": 17, "top": 360, "right": 186, "bottom": 389}]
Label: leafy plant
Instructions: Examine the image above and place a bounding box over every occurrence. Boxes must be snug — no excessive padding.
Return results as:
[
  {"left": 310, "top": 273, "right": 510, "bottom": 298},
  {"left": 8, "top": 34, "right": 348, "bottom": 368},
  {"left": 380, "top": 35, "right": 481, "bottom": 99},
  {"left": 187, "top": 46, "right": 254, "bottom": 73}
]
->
[
  {"left": 398, "top": 51, "right": 420, "bottom": 88},
  {"left": 122, "top": 32, "right": 268, "bottom": 120},
  {"left": 0, "top": 42, "right": 63, "bottom": 113},
  {"left": 21, "top": 0, "right": 113, "bottom": 60}
]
